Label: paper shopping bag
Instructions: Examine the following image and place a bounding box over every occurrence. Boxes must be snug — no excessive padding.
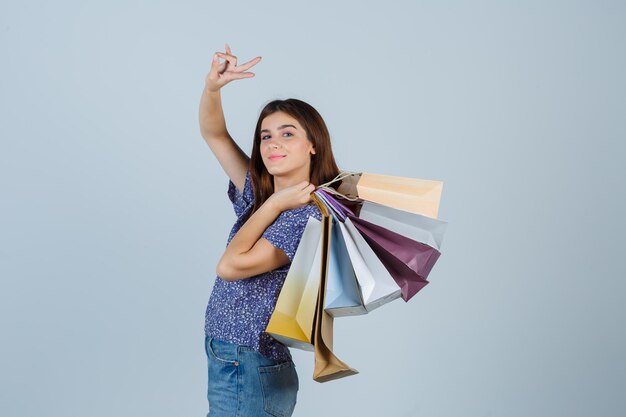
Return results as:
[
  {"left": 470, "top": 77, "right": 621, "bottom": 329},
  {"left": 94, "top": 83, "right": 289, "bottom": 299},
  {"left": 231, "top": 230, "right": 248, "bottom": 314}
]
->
[
  {"left": 348, "top": 214, "right": 441, "bottom": 302},
  {"left": 358, "top": 200, "right": 448, "bottom": 250},
  {"left": 340, "top": 216, "right": 402, "bottom": 312},
  {"left": 324, "top": 216, "right": 367, "bottom": 317},
  {"left": 266, "top": 216, "right": 323, "bottom": 351},
  {"left": 311, "top": 193, "right": 359, "bottom": 382},
  {"left": 335, "top": 171, "right": 443, "bottom": 219},
  {"left": 313, "top": 190, "right": 367, "bottom": 317}
]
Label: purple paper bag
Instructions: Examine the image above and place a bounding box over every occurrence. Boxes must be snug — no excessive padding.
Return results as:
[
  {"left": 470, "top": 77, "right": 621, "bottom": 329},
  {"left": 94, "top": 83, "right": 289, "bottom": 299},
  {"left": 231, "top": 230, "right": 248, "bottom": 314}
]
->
[{"left": 348, "top": 214, "right": 441, "bottom": 301}]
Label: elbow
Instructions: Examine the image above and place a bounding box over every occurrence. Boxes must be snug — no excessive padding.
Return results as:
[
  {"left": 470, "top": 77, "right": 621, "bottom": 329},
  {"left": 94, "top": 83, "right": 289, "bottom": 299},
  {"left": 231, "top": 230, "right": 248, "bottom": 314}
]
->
[
  {"left": 216, "top": 258, "right": 235, "bottom": 281},
  {"left": 217, "top": 256, "right": 245, "bottom": 281}
]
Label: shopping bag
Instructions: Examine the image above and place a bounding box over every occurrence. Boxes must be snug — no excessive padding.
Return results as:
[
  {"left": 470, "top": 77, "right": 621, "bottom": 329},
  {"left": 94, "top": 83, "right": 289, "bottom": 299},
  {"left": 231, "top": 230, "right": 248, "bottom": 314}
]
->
[
  {"left": 334, "top": 170, "right": 444, "bottom": 219},
  {"left": 312, "top": 190, "right": 368, "bottom": 316},
  {"left": 265, "top": 216, "right": 323, "bottom": 351},
  {"left": 324, "top": 215, "right": 367, "bottom": 317},
  {"left": 311, "top": 193, "right": 359, "bottom": 382},
  {"left": 348, "top": 214, "right": 441, "bottom": 302},
  {"left": 314, "top": 188, "right": 402, "bottom": 312},
  {"left": 315, "top": 189, "right": 352, "bottom": 221},
  {"left": 340, "top": 216, "right": 402, "bottom": 312},
  {"left": 314, "top": 184, "right": 444, "bottom": 302},
  {"left": 358, "top": 200, "right": 448, "bottom": 250}
]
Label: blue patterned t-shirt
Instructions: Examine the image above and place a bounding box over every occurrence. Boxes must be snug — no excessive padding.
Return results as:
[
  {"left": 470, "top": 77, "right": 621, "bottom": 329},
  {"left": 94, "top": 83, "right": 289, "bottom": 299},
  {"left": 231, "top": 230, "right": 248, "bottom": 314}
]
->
[{"left": 204, "top": 169, "right": 322, "bottom": 363}]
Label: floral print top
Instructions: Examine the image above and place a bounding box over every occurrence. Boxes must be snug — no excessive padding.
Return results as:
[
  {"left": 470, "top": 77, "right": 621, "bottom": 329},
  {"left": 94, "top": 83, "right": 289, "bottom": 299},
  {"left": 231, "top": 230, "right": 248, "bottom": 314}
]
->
[{"left": 204, "top": 169, "right": 322, "bottom": 362}]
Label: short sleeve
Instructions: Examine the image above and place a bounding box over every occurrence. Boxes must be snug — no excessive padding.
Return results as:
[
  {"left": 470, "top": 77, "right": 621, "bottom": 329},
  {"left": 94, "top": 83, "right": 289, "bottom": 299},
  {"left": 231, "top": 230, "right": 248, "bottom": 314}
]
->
[
  {"left": 262, "top": 204, "right": 323, "bottom": 263},
  {"left": 227, "top": 170, "right": 254, "bottom": 217}
]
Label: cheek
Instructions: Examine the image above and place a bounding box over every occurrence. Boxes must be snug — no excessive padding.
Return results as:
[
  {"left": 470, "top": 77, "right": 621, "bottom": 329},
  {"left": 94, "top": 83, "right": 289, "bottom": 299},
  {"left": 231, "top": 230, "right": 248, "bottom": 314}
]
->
[
  {"left": 293, "top": 140, "right": 312, "bottom": 153},
  {"left": 293, "top": 146, "right": 312, "bottom": 160}
]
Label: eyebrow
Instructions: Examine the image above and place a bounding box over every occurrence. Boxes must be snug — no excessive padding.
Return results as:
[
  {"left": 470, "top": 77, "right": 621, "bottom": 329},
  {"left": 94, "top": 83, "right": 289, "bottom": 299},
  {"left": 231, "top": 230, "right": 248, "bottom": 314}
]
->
[{"left": 260, "top": 124, "right": 297, "bottom": 134}]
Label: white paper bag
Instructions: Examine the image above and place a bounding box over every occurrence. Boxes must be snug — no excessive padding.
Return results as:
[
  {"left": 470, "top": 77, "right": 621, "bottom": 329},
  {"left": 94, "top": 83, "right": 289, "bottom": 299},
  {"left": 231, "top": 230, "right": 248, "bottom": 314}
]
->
[
  {"left": 358, "top": 200, "right": 448, "bottom": 250},
  {"left": 340, "top": 217, "right": 401, "bottom": 312}
]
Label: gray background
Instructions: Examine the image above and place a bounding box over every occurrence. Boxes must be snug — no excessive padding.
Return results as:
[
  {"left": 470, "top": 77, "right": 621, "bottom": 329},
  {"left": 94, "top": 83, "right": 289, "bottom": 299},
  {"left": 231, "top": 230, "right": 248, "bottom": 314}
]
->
[{"left": 1, "top": 1, "right": 625, "bottom": 416}]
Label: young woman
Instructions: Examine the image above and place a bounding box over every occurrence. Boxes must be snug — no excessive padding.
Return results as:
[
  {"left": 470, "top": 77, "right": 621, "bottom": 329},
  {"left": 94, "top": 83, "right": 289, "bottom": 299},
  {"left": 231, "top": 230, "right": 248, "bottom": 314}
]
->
[{"left": 198, "top": 44, "right": 342, "bottom": 417}]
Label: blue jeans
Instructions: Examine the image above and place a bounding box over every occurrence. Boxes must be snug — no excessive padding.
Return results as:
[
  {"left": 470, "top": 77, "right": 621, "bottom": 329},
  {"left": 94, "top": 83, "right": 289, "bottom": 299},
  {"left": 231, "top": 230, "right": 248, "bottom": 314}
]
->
[{"left": 205, "top": 335, "right": 299, "bottom": 417}]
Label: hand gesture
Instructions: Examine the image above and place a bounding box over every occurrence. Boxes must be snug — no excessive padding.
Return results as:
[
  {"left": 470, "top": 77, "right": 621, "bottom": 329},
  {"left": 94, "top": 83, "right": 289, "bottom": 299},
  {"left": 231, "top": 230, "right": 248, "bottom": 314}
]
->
[
  {"left": 205, "top": 43, "right": 262, "bottom": 93},
  {"left": 269, "top": 181, "right": 316, "bottom": 212}
]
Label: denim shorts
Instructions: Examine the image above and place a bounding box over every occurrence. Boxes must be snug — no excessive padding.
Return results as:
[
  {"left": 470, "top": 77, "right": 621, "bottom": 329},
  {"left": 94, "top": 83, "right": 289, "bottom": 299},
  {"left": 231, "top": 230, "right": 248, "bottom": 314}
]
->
[{"left": 205, "top": 335, "right": 299, "bottom": 417}]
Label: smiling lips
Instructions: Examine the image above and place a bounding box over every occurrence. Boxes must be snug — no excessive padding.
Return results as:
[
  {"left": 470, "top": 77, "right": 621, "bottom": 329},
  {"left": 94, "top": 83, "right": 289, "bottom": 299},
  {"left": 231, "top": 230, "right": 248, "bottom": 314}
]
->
[{"left": 268, "top": 155, "right": 286, "bottom": 161}]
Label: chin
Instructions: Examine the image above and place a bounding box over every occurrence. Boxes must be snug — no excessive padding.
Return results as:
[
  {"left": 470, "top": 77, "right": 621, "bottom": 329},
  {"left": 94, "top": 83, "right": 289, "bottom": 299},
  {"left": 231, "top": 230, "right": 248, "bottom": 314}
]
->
[
  {"left": 266, "top": 164, "right": 290, "bottom": 176},
  {"left": 268, "top": 168, "right": 287, "bottom": 177}
]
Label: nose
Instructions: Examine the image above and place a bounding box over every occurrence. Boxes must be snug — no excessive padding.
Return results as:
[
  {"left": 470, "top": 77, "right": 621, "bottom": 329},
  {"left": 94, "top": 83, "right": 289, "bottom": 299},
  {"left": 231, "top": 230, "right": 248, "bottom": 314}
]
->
[{"left": 266, "top": 139, "right": 280, "bottom": 149}]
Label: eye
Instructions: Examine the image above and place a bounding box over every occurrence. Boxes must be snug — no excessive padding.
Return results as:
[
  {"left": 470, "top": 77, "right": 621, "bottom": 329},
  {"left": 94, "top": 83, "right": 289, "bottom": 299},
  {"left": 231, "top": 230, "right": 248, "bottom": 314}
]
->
[{"left": 260, "top": 132, "right": 294, "bottom": 140}]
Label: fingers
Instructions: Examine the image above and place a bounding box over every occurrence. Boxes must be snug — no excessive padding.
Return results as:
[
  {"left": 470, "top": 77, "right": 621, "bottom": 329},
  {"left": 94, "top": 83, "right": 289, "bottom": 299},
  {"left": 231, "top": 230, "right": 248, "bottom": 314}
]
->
[
  {"left": 210, "top": 52, "right": 229, "bottom": 76},
  {"left": 215, "top": 52, "right": 261, "bottom": 72},
  {"left": 292, "top": 183, "right": 314, "bottom": 205},
  {"left": 216, "top": 51, "right": 237, "bottom": 68},
  {"left": 208, "top": 45, "right": 259, "bottom": 90},
  {"left": 305, "top": 184, "right": 315, "bottom": 202},
  {"left": 212, "top": 43, "right": 261, "bottom": 79},
  {"left": 224, "top": 43, "right": 233, "bottom": 62},
  {"left": 237, "top": 56, "right": 262, "bottom": 72},
  {"left": 223, "top": 71, "right": 255, "bottom": 82},
  {"left": 209, "top": 53, "right": 220, "bottom": 76},
  {"left": 300, "top": 182, "right": 316, "bottom": 194}
]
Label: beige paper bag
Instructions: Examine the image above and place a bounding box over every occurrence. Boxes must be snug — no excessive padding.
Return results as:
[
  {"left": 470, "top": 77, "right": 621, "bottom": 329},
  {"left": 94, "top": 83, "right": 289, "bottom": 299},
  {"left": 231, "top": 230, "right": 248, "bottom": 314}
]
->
[{"left": 336, "top": 171, "right": 443, "bottom": 219}]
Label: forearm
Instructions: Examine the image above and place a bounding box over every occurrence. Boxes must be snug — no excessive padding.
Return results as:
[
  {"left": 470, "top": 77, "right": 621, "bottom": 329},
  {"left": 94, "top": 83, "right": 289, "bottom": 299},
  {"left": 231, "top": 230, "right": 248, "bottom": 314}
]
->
[
  {"left": 218, "top": 199, "right": 282, "bottom": 265},
  {"left": 199, "top": 87, "right": 229, "bottom": 138}
]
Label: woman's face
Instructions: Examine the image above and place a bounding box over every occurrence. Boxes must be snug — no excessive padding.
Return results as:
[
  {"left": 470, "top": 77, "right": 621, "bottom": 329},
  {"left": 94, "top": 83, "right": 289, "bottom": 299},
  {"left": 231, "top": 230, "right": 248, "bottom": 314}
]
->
[{"left": 259, "top": 111, "right": 316, "bottom": 177}]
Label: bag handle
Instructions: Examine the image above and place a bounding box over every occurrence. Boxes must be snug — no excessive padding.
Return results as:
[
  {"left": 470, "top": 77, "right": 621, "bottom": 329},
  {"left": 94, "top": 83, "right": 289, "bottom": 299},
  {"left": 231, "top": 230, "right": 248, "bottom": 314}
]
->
[{"left": 315, "top": 169, "right": 362, "bottom": 202}]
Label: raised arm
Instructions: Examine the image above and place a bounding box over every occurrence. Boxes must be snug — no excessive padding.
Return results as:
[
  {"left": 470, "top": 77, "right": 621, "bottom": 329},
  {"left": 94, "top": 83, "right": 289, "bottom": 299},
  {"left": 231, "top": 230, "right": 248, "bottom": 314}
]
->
[
  {"left": 199, "top": 44, "right": 261, "bottom": 192},
  {"left": 201, "top": 45, "right": 315, "bottom": 281},
  {"left": 199, "top": 88, "right": 249, "bottom": 192}
]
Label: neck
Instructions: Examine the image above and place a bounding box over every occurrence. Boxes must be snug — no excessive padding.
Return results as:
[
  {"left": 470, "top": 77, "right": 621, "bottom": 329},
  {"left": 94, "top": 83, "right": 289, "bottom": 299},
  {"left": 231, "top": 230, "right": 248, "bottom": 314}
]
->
[{"left": 273, "top": 167, "right": 311, "bottom": 193}]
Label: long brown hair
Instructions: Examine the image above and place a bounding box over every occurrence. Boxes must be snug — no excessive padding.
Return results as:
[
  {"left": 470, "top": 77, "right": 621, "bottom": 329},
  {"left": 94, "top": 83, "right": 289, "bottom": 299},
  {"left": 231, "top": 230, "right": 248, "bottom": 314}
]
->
[{"left": 248, "top": 98, "right": 341, "bottom": 215}]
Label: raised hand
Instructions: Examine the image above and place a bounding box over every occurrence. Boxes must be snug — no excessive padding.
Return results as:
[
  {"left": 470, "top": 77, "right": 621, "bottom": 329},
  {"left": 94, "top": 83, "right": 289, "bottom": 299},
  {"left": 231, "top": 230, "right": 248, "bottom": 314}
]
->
[{"left": 205, "top": 43, "right": 262, "bottom": 93}]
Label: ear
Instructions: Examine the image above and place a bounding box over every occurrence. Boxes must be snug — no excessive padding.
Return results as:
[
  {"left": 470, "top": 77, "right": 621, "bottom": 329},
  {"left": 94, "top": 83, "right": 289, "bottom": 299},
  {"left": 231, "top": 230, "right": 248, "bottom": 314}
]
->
[{"left": 310, "top": 146, "right": 316, "bottom": 155}]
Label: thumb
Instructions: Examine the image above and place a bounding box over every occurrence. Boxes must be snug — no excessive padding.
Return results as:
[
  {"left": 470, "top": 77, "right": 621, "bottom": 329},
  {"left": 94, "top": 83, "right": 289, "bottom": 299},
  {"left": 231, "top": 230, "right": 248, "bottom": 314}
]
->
[{"left": 209, "top": 53, "right": 220, "bottom": 77}]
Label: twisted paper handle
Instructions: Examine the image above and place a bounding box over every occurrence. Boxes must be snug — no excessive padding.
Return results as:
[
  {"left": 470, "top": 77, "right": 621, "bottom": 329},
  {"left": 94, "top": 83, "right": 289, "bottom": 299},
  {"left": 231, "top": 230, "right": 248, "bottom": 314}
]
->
[{"left": 315, "top": 169, "right": 362, "bottom": 202}]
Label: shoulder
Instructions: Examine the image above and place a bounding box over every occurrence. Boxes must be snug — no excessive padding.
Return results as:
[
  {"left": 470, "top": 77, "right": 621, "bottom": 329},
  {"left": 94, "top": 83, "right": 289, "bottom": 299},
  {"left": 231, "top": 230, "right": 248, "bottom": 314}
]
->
[{"left": 227, "top": 169, "right": 254, "bottom": 216}]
